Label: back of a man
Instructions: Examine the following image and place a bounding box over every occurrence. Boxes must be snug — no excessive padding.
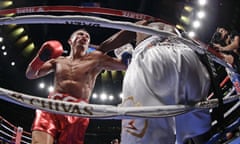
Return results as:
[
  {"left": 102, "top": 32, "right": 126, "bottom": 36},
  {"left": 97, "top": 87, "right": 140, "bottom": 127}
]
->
[
  {"left": 99, "top": 21, "right": 212, "bottom": 144},
  {"left": 120, "top": 35, "right": 211, "bottom": 144}
]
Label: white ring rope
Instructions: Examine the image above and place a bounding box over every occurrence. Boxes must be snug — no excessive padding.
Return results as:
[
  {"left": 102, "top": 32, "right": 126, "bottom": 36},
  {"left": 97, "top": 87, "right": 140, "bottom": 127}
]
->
[
  {"left": 0, "top": 87, "right": 239, "bottom": 119},
  {"left": 0, "top": 116, "right": 32, "bottom": 143},
  {"left": 0, "top": 15, "right": 238, "bottom": 118},
  {"left": 20, "top": 140, "right": 30, "bottom": 144},
  {"left": 0, "top": 125, "right": 31, "bottom": 144},
  {"left": 0, "top": 14, "right": 235, "bottom": 72},
  {"left": 0, "top": 124, "right": 16, "bottom": 134},
  {"left": 224, "top": 101, "right": 240, "bottom": 118},
  {"left": 0, "top": 15, "right": 175, "bottom": 37},
  {"left": 22, "top": 135, "right": 31, "bottom": 141},
  {"left": 0, "top": 130, "right": 14, "bottom": 139}
]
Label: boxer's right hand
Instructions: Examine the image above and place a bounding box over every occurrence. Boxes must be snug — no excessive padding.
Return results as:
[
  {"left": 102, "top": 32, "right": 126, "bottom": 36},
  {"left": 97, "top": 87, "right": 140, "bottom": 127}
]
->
[{"left": 29, "top": 40, "right": 63, "bottom": 72}]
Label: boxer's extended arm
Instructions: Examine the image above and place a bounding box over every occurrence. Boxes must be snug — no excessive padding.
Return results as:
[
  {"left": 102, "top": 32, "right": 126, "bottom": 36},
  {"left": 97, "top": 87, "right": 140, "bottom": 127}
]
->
[
  {"left": 92, "top": 51, "right": 127, "bottom": 71},
  {"left": 222, "top": 35, "right": 240, "bottom": 51},
  {"left": 102, "top": 56, "right": 127, "bottom": 71},
  {"left": 98, "top": 30, "right": 136, "bottom": 53},
  {"left": 26, "top": 40, "right": 63, "bottom": 79}
]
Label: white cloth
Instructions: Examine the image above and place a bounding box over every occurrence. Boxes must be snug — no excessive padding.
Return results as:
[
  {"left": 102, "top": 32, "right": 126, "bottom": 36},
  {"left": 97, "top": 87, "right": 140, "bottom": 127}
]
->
[{"left": 120, "top": 36, "right": 211, "bottom": 144}]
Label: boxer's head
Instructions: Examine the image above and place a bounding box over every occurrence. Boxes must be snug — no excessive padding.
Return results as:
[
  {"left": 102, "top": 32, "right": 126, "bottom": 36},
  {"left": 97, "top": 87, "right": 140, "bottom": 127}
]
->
[
  {"left": 210, "top": 27, "right": 229, "bottom": 46},
  {"left": 147, "top": 22, "right": 181, "bottom": 36}
]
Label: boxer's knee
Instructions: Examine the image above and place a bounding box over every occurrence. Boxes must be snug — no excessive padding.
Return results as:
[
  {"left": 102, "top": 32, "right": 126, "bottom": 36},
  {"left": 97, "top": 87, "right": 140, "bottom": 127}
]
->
[{"left": 31, "top": 130, "right": 54, "bottom": 144}]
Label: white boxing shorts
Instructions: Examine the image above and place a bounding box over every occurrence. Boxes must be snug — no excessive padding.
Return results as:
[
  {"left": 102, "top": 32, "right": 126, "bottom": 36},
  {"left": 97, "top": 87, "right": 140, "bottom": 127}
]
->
[{"left": 121, "top": 36, "right": 211, "bottom": 144}]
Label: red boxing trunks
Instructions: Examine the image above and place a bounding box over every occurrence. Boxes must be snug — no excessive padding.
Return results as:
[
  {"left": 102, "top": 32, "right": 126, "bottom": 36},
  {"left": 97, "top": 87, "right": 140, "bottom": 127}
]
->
[{"left": 32, "top": 93, "right": 89, "bottom": 144}]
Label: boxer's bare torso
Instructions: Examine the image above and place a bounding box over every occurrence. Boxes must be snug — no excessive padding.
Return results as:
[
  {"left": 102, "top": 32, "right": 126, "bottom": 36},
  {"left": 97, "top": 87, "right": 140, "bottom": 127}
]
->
[
  {"left": 54, "top": 53, "right": 106, "bottom": 100},
  {"left": 26, "top": 30, "right": 126, "bottom": 100},
  {"left": 40, "top": 50, "right": 125, "bottom": 100}
]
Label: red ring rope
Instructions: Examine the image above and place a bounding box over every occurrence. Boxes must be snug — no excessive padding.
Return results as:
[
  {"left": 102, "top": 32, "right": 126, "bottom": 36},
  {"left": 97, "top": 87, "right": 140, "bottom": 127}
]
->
[
  {"left": 0, "top": 5, "right": 172, "bottom": 24},
  {"left": 0, "top": 5, "right": 227, "bottom": 60}
]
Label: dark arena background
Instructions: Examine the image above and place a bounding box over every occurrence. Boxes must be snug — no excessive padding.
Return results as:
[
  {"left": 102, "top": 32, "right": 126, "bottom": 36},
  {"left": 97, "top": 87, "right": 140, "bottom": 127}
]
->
[{"left": 0, "top": 0, "right": 240, "bottom": 144}]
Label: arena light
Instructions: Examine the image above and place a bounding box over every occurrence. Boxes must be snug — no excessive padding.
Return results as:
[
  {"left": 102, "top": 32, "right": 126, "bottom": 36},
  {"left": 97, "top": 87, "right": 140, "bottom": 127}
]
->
[
  {"left": 4, "top": 13, "right": 14, "bottom": 17},
  {"left": 175, "top": 24, "right": 185, "bottom": 31},
  {"left": 198, "top": 0, "right": 207, "bottom": 6},
  {"left": 180, "top": 15, "right": 190, "bottom": 24},
  {"left": 39, "top": 82, "right": 45, "bottom": 89},
  {"left": 111, "top": 70, "right": 117, "bottom": 80},
  {"left": 192, "top": 20, "right": 201, "bottom": 29},
  {"left": 122, "top": 71, "right": 125, "bottom": 76},
  {"left": 109, "top": 95, "right": 114, "bottom": 101},
  {"left": 0, "top": 37, "right": 3, "bottom": 42},
  {"left": 188, "top": 31, "right": 196, "bottom": 38},
  {"left": 0, "top": 1, "right": 13, "bottom": 8},
  {"left": 183, "top": 5, "right": 193, "bottom": 12},
  {"left": 16, "top": 35, "right": 29, "bottom": 45},
  {"left": 100, "top": 93, "right": 107, "bottom": 101},
  {"left": 92, "top": 93, "right": 98, "bottom": 99},
  {"left": 1, "top": 45, "right": 5, "bottom": 50},
  {"left": 119, "top": 93, "right": 123, "bottom": 99},
  {"left": 7, "top": 24, "right": 17, "bottom": 29},
  {"left": 22, "top": 42, "right": 35, "bottom": 56},
  {"left": 197, "top": 10, "right": 205, "bottom": 19},
  {"left": 11, "top": 27, "right": 24, "bottom": 37},
  {"left": 101, "top": 70, "right": 109, "bottom": 81},
  {"left": 3, "top": 51, "right": 7, "bottom": 56},
  {"left": 10, "top": 61, "right": 15, "bottom": 66},
  {"left": 48, "top": 86, "right": 54, "bottom": 93}
]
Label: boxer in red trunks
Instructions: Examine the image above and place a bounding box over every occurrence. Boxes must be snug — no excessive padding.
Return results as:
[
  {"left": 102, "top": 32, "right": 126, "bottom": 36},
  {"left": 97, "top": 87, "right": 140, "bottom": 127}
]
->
[{"left": 26, "top": 29, "right": 127, "bottom": 144}]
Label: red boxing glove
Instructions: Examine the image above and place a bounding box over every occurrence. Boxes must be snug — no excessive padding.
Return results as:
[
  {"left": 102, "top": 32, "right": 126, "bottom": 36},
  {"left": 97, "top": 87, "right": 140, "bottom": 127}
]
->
[{"left": 29, "top": 40, "right": 63, "bottom": 72}]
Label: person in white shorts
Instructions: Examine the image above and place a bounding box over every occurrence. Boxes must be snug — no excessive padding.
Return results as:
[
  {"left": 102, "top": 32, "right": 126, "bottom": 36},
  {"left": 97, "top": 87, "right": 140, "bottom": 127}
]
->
[{"left": 99, "top": 20, "right": 212, "bottom": 144}]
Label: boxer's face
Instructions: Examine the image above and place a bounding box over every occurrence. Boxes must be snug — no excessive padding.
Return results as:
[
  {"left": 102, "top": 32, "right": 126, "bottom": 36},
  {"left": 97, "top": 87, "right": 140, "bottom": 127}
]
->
[
  {"left": 217, "top": 28, "right": 228, "bottom": 40},
  {"left": 69, "top": 29, "right": 90, "bottom": 51}
]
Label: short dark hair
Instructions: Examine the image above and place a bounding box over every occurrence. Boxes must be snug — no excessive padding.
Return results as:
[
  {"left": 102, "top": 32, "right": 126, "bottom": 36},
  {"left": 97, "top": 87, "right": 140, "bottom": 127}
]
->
[
  {"left": 69, "top": 28, "right": 89, "bottom": 40},
  {"left": 217, "top": 25, "right": 231, "bottom": 32}
]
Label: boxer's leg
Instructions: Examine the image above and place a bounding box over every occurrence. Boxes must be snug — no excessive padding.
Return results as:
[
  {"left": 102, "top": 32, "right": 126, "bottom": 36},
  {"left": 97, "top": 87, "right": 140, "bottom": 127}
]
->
[
  {"left": 31, "top": 110, "right": 57, "bottom": 144},
  {"left": 31, "top": 131, "right": 54, "bottom": 144}
]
